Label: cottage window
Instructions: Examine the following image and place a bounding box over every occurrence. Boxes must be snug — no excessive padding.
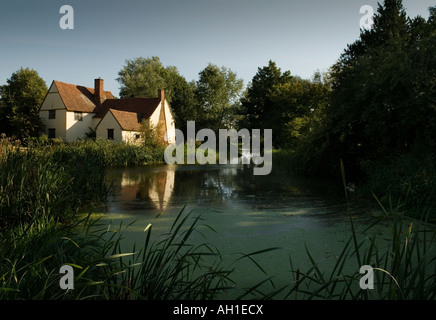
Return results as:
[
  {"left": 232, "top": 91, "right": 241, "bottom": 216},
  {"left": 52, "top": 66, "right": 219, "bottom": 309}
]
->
[
  {"left": 135, "top": 134, "right": 140, "bottom": 140},
  {"left": 48, "top": 128, "right": 56, "bottom": 139},
  {"left": 74, "top": 111, "right": 83, "bottom": 121},
  {"left": 107, "top": 129, "right": 114, "bottom": 140},
  {"left": 49, "top": 109, "right": 56, "bottom": 119}
]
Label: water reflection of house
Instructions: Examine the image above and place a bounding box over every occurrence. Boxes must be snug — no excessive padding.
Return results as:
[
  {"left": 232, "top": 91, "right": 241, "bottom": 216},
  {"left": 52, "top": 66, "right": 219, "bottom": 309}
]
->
[
  {"left": 116, "top": 169, "right": 175, "bottom": 211},
  {"left": 148, "top": 170, "right": 175, "bottom": 210}
]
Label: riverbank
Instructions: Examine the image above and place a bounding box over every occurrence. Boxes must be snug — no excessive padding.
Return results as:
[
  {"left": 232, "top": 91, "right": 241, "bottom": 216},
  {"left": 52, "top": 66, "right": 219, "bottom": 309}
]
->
[{"left": 272, "top": 148, "right": 436, "bottom": 222}]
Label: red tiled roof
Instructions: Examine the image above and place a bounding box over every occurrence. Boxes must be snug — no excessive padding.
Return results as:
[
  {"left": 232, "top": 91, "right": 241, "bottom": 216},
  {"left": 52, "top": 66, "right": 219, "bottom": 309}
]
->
[
  {"left": 98, "top": 98, "right": 161, "bottom": 131},
  {"left": 54, "top": 80, "right": 114, "bottom": 112},
  {"left": 52, "top": 80, "right": 163, "bottom": 132},
  {"left": 94, "top": 98, "right": 161, "bottom": 119},
  {"left": 108, "top": 108, "right": 145, "bottom": 131}
]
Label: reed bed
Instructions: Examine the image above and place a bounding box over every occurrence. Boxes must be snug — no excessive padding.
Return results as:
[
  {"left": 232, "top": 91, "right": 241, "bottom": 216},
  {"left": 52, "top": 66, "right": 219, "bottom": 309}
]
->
[{"left": 0, "top": 138, "right": 233, "bottom": 299}]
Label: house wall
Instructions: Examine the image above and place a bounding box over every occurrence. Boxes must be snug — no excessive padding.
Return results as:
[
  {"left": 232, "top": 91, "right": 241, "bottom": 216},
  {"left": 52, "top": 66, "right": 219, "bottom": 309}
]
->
[
  {"left": 163, "top": 100, "right": 176, "bottom": 144},
  {"left": 91, "top": 117, "right": 101, "bottom": 129},
  {"left": 65, "top": 111, "right": 95, "bottom": 142},
  {"left": 95, "top": 111, "right": 122, "bottom": 141},
  {"left": 39, "top": 83, "right": 67, "bottom": 140},
  {"left": 149, "top": 104, "right": 161, "bottom": 128},
  {"left": 148, "top": 100, "right": 176, "bottom": 144}
]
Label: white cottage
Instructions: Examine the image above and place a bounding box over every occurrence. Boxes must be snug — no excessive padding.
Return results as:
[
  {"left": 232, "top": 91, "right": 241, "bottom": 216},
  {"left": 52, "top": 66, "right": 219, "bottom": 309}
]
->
[{"left": 39, "top": 78, "right": 176, "bottom": 144}]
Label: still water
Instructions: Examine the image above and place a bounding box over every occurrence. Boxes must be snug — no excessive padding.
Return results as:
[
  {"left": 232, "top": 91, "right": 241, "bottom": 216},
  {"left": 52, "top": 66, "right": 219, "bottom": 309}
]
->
[{"left": 100, "top": 163, "right": 377, "bottom": 296}]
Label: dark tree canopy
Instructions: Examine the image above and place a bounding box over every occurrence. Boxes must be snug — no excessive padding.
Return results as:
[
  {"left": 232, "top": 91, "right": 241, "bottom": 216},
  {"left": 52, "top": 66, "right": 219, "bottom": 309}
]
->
[
  {"left": 241, "top": 60, "right": 330, "bottom": 147},
  {"left": 286, "top": 0, "right": 436, "bottom": 186},
  {"left": 0, "top": 67, "right": 47, "bottom": 141}
]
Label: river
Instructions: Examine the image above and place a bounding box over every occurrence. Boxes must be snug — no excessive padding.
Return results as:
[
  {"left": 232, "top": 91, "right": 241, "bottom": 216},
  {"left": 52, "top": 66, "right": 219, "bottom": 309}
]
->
[{"left": 98, "top": 163, "right": 388, "bottom": 298}]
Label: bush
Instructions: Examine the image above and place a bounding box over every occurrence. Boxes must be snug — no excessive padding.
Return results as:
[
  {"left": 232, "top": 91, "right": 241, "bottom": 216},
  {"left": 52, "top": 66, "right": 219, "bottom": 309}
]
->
[
  {"left": 0, "top": 137, "right": 166, "bottom": 232},
  {"left": 360, "top": 152, "right": 435, "bottom": 220}
]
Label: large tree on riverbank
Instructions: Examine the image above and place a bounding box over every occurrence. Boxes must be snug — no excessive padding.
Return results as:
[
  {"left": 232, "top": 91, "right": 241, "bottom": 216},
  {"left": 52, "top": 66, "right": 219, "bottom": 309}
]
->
[
  {"left": 290, "top": 0, "right": 436, "bottom": 213},
  {"left": 195, "top": 63, "right": 244, "bottom": 132},
  {"left": 117, "top": 56, "right": 179, "bottom": 101},
  {"left": 240, "top": 60, "right": 292, "bottom": 133},
  {"left": 0, "top": 67, "right": 47, "bottom": 141},
  {"left": 240, "top": 60, "right": 330, "bottom": 147},
  {"left": 312, "top": 0, "right": 436, "bottom": 178}
]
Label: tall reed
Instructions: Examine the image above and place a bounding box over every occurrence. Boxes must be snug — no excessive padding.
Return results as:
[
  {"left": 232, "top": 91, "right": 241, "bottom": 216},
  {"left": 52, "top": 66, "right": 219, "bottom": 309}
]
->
[{"left": 0, "top": 208, "right": 236, "bottom": 300}]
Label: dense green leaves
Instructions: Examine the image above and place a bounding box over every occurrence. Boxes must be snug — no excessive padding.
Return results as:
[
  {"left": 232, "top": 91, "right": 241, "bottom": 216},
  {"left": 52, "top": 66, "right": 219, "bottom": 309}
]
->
[
  {"left": 287, "top": 0, "right": 436, "bottom": 212},
  {"left": 117, "top": 57, "right": 244, "bottom": 134},
  {"left": 240, "top": 60, "right": 292, "bottom": 132},
  {"left": 240, "top": 1, "right": 435, "bottom": 213},
  {"left": 195, "top": 63, "right": 243, "bottom": 132},
  {"left": 0, "top": 67, "right": 47, "bottom": 141},
  {"left": 241, "top": 61, "right": 330, "bottom": 147},
  {"left": 323, "top": 1, "right": 436, "bottom": 174},
  {"left": 117, "top": 56, "right": 178, "bottom": 100}
]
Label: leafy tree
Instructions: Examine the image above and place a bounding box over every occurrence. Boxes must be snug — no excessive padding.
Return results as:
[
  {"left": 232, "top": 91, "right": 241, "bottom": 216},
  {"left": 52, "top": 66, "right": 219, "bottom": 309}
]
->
[
  {"left": 168, "top": 76, "right": 198, "bottom": 136},
  {"left": 240, "top": 60, "right": 292, "bottom": 132},
  {"left": 280, "top": 72, "right": 331, "bottom": 149},
  {"left": 117, "top": 56, "right": 198, "bottom": 133},
  {"left": 195, "top": 64, "right": 243, "bottom": 132},
  {"left": 0, "top": 67, "right": 47, "bottom": 141},
  {"left": 117, "top": 56, "right": 179, "bottom": 100},
  {"left": 241, "top": 61, "right": 330, "bottom": 147},
  {"left": 305, "top": 0, "right": 436, "bottom": 184},
  {"left": 0, "top": 101, "right": 10, "bottom": 137}
]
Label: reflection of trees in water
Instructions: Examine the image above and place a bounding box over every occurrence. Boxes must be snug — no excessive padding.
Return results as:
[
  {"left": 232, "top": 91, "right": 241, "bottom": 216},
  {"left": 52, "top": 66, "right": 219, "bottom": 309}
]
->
[
  {"left": 172, "top": 165, "right": 344, "bottom": 209},
  {"left": 107, "top": 165, "right": 344, "bottom": 211},
  {"left": 171, "top": 165, "right": 310, "bottom": 203},
  {"left": 171, "top": 166, "right": 250, "bottom": 203}
]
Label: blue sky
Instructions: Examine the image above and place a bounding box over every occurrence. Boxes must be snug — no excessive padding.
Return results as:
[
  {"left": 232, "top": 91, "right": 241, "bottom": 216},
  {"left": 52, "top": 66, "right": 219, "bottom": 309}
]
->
[{"left": 0, "top": 0, "right": 433, "bottom": 97}]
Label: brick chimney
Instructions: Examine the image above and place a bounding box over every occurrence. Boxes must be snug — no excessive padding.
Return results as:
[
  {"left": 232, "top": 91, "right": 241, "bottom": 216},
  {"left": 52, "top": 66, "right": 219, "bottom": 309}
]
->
[
  {"left": 157, "top": 89, "right": 167, "bottom": 143},
  {"left": 158, "top": 89, "right": 165, "bottom": 102},
  {"left": 94, "top": 78, "right": 104, "bottom": 106}
]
